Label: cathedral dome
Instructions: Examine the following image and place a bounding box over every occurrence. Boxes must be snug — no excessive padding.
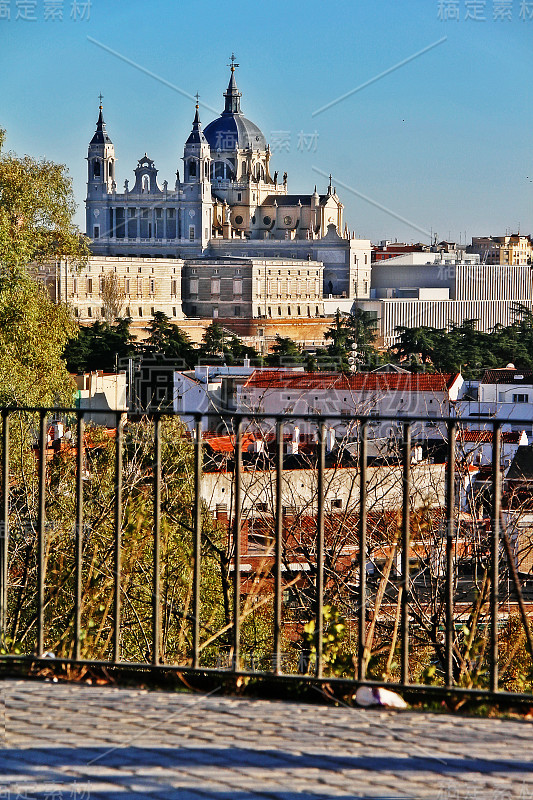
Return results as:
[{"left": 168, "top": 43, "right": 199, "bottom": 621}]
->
[
  {"left": 204, "top": 114, "right": 266, "bottom": 152},
  {"left": 203, "top": 62, "right": 266, "bottom": 153}
]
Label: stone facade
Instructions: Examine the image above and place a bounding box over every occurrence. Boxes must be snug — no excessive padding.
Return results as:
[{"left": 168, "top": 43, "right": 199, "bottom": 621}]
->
[
  {"left": 181, "top": 257, "right": 324, "bottom": 320},
  {"left": 56, "top": 255, "right": 184, "bottom": 322}
]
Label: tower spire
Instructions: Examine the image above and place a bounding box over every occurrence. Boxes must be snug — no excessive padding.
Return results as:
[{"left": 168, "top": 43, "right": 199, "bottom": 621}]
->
[
  {"left": 90, "top": 96, "right": 112, "bottom": 145},
  {"left": 223, "top": 54, "right": 242, "bottom": 115}
]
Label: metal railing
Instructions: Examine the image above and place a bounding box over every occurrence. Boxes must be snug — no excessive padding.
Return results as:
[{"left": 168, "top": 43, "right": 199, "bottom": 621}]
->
[{"left": 0, "top": 405, "right": 532, "bottom": 701}]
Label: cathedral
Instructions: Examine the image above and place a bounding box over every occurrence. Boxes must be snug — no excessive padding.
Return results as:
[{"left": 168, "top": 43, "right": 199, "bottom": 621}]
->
[{"left": 77, "top": 59, "right": 371, "bottom": 325}]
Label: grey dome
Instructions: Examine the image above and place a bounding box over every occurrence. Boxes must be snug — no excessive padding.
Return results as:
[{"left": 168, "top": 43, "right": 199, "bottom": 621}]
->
[{"left": 204, "top": 114, "right": 266, "bottom": 152}]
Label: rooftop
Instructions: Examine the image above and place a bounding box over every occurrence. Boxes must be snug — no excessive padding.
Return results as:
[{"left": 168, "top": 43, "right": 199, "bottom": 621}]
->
[{"left": 243, "top": 370, "right": 460, "bottom": 392}]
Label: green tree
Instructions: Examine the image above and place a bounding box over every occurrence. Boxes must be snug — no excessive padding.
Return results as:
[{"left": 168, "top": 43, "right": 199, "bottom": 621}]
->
[
  {"left": 199, "top": 323, "right": 259, "bottom": 366},
  {"left": 0, "top": 128, "right": 88, "bottom": 406},
  {"left": 142, "top": 311, "right": 196, "bottom": 368},
  {"left": 0, "top": 278, "right": 76, "bottom": 406},
  {"left": 63, "top": 317, "right": 137, "bottom": 374},
  {"left": 265, "top": 335, "right": 304, "bottom": 367},
  {"left": 390, "top": 325, "right": 441, "bottom": 367},
  {"left": 0, "top": 128, "right": 89, "bottom": 278}
]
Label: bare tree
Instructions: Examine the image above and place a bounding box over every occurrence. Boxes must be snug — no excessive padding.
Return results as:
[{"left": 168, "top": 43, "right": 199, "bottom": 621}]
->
[{"left": 101, "top": 271, "right": 125, "bottom": 321}]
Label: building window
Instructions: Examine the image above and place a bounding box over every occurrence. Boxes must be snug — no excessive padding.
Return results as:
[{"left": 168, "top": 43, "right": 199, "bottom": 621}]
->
[
  {"left": 151, "top": 306, "right": 155, "bottom": 316},
  {"left": 513, "top": 393, "right": 528, "bottom": 403},
  {"left": 190, "top": 278, "right": 198, "bottom": 295},
  {"left": 125, "top": 278, "right": 130, "bottom": 295},
  {"left": 171, "top": 279, "right": 177, "bottom": 296},
  {"left": 137, "top": 277, "right": 142, "bottom": 296},
  {"left": 138, "top": 307, "right": 143, "bottom": 317},
  {"left": 173, "top": 306, "right": 177, "bottom": 317},
  {"left": 189, "top": 159, "right": 197, "bottom": 178},
  {"left": 150, "top": 278, "right": 155, "bottom": 294},
  {"left": 189, "top": 226, "right": 195, "bottom": 241},
  {"left": 126, "top": 307, "right": 130, "bottom": 317},
  {"left": 87, "top": 278, "right": 93, "bottom": 293},
  {"left": 278, "top": 306, "right": 282, "bottom": 315},
  {"left": 233, "top": 278, "right": 242, "bottom": 297},
  {"left": 235, "top": 306, "right": 241, "bottom": 316},
  {"left": 211, "top": 278, "right": 220, "bottom": 295},
  {"left": 87, "top": 307, "right": 92, "bottom": 318},
  {"left": 73, "top": 278, "right": 78, "bottom": 295},
  {"left": 191, "top": 305, "right": 197, "bottom": 316},
  {"left": 93, "top": 226, "right": 100, "bottom": 239}
]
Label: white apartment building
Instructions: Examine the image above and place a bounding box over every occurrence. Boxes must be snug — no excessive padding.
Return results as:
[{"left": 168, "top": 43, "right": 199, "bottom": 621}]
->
[
  {"left": 457, "top": 367, "right": 533, "bottom": 434},
  {"left": 237, "top": 369, "right": 463, "bottom": 440}
]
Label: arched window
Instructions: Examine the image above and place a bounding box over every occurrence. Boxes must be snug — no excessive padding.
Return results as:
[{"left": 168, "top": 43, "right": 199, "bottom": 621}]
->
[
  {"left": 241, "top": 161, "right": 247, "bottom": 178},
  {"left": 189, "top": 159, "right": 197, "bottom": 178},
  {"left": 109, "top": 161, "right": 114, "bottom": 179},
  {"left": 93, "top": 160, "right": 100, "bottom": 178},
  {"left": 143, "top": 176, "right": 149, "bottom": 193}
]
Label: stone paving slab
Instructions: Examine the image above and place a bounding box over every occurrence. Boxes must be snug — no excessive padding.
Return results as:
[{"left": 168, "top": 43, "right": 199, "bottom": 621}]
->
[{"left": 0, "top": 680, "right": 531, "bottom": 799}]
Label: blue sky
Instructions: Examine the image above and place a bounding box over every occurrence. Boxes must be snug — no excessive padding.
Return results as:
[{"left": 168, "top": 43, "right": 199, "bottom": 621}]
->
[{"left": 1, "top": 0, "right": 532, "bottom": 243}]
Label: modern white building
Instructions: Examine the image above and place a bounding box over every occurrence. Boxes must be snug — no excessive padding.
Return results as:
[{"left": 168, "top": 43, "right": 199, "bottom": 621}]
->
[{"left": 355, "top": 251, "right": 533, "bottom": 346}]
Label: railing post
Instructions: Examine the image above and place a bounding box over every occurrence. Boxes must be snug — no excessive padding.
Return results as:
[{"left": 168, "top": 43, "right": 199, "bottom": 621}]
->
[
  {"left": 74, "top": 412, "right": 84, "bottom": 661},
  {"left": 401, "top": 422, "right": 411, "bottom": 685},
  {"left": 358, "top": 421, "right": 368, "bottom": 681},
  {"left": 233, "top": 418, "right": 243, "bottom": 671},
  {"left": 490, "top": 422, "right": 501, "bottom": 693},
  {"left": 192, "top": 416, "right": 202, "bottom": 669},
  {"left": 0, "top": 411, "right": 9, "bottom": 645},
  {"left": 113, "top": 412, "right": 123, "bottom": 663},
  {"left": 152, "top": 414, "right": 162, "bottom": 666},
  {"left": 274, "top": 420, "right": 284, "bottom": 674},
  {"left": 315, "top": 421, "right": 326, "bottom": 679},
  {"left": 37, "top": 411, "right": 47, "bottom": 657},
  {"left": 445, "top": 421, "right": 456, "bottom": 688}
]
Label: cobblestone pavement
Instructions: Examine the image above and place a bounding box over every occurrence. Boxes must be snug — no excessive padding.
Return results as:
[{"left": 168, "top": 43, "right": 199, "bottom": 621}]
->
[{"left": 0, "top": 680, "right": 532, "bottom": 800}]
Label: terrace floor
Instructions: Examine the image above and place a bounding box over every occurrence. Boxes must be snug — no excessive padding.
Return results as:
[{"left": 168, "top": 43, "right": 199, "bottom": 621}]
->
[{"left": 0, "top": 679, "right": 532, "bottom": 799}]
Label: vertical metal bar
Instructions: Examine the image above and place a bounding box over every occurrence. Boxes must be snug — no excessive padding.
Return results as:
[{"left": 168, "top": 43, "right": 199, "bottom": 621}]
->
[
  {"left": 152, "top": 414, "right": 161, "bottom": 666},
  {"left": 74, "top": 413, "right": 84, "bottom": 661},
  {"left": 490, "top": 422, "right": 501, "bottom": 693},
  {"left": 358, "top": 421, "right": 368, "bottom": 680},
  {"left": 113, "top": 412, "right": 123, "bottom": 663},
  {"left": 400, "top": 422, "right": 411, "bottom": 685},
  {"left": 192, "top": 416, "right": 202, "bottom": 669},
  {"left": 0, "top": 411, "right": 9, "bottom": 644},
  {"left": 445, "top": 421, "right": 456, "bottom": 689},
  {"left": 37, "top": 411, "right": 47, "bottom": 657},
  {"left": 274, "top": 420, "right": 284, "bottom": 674},
  {"left": 233, "top": 418, "right": 243, "bottom": 671},
  {"left": 315, "top": 421, "right": 326, "bottom": 679}
]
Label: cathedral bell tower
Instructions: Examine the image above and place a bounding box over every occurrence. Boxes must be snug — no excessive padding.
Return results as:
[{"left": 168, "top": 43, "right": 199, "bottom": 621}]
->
[
  {"left": 182, "top": 98, "right": 212, "bottom": 248},
  {"left": 183, "top": 97, "right": 211, "bottom": 187},
  {"left": 86, "top": 97, "right": 115, "bottom": 240}
]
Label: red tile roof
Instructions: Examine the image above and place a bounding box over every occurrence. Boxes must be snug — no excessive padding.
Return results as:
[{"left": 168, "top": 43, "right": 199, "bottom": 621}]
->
[
  {"left": 244, "top": 370, "right": 459, "bottom": 393},
  {"left": 458, "top": 430, "right": 523, "bottom": 444}
]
